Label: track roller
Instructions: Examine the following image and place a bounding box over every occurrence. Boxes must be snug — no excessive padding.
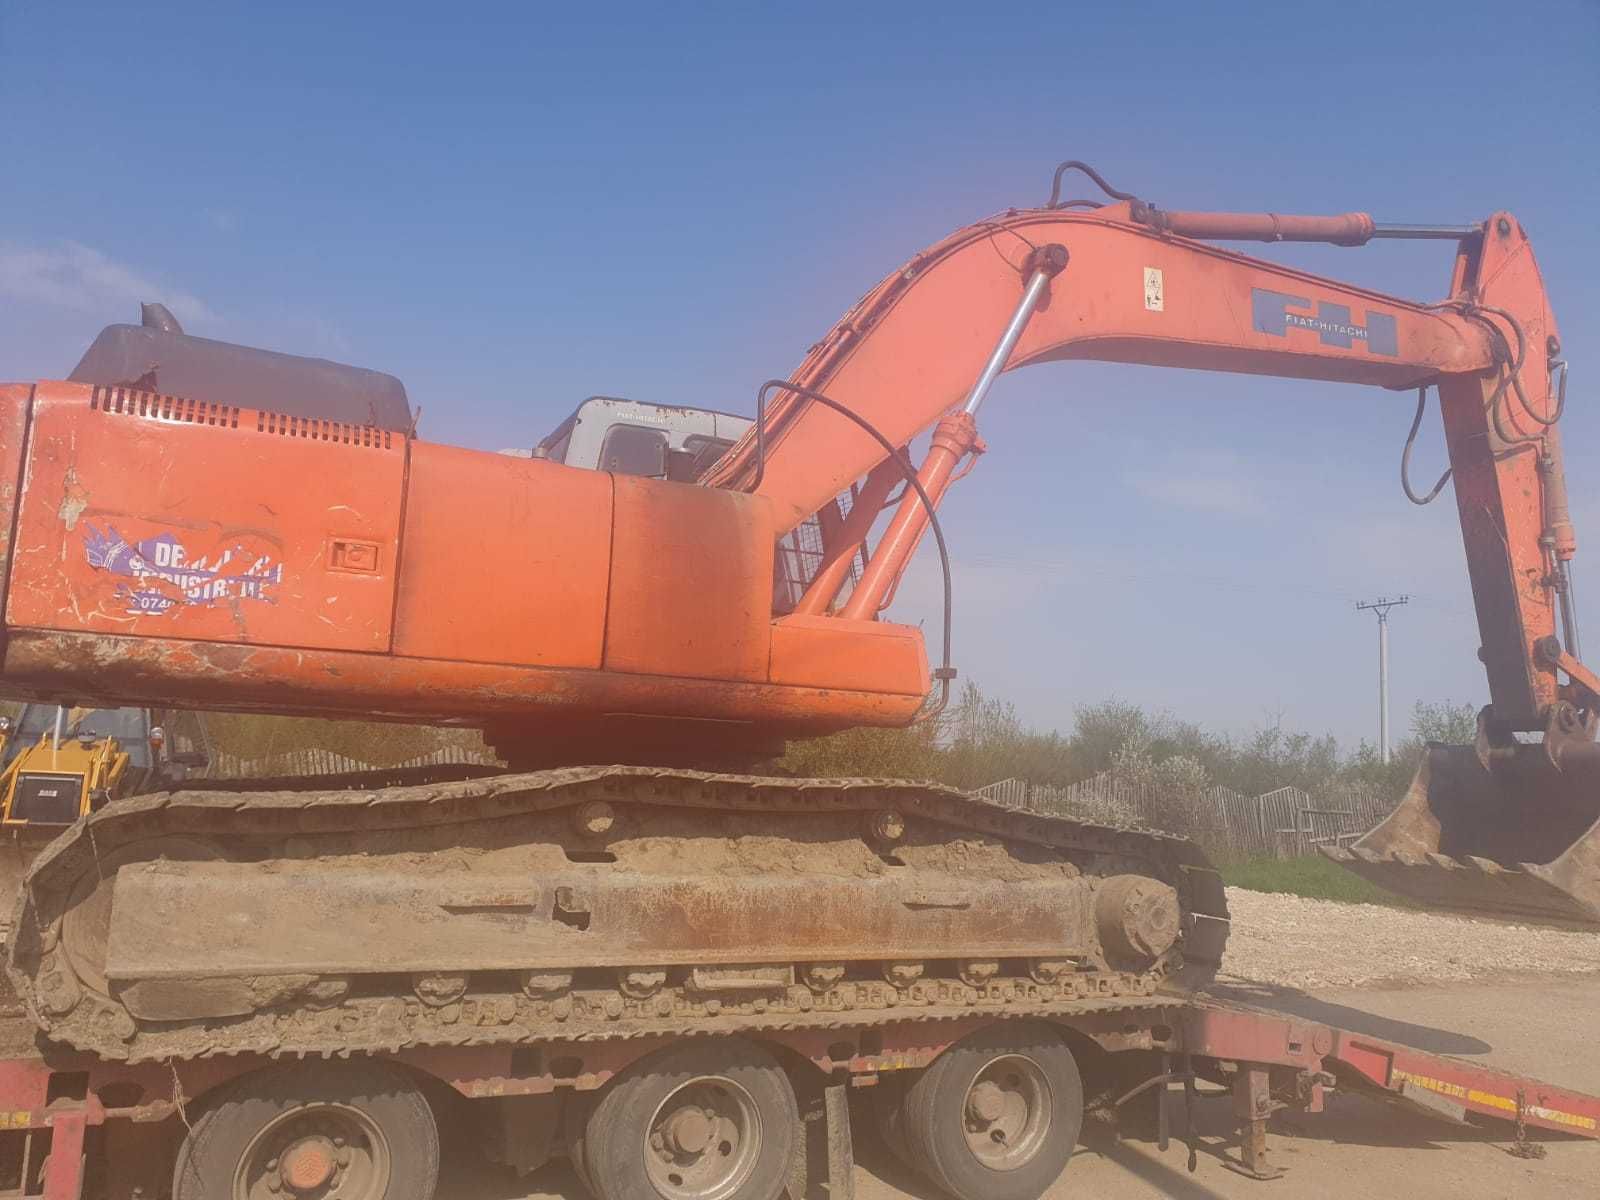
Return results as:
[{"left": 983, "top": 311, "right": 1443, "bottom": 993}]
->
[{"left": 170, "top": 1059, "right": 439, "bottom": 1200}]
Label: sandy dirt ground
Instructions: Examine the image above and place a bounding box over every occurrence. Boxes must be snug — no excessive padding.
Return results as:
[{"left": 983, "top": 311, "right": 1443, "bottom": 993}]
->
[
  {"left": 436, "top": 958, "right": 1600, "bottom": 1199},
  {"left": 1217, "top": 886, "right": 1600, "bottom": 989}
]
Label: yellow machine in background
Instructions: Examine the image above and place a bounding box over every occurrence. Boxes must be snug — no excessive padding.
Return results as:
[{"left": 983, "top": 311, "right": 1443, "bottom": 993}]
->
[
  {"left": 0, "top": 707, "right": 135, "bottom": 826},
  {"left": 0, "top": 705, "right": 209, "bottom": 943},
  {"left": 0, "top": 706, "right": 210, "bottom": 823}
]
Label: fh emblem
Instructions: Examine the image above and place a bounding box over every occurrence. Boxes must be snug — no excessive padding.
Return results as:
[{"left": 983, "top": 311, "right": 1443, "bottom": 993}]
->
[{"left": 1251, "top": 288, "right": 1398, "bottom": 356}]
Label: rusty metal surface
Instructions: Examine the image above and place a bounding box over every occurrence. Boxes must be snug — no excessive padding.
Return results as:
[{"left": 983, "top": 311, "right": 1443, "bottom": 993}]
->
[
  {"left": 1225, "top": 1067, "right": 1285, "bottom": 1180},
  {"left": 104, "top": 865, "right": 1094, "bottom": 981},
  {"left": 0, "top": 627, "right": 924, "bottom": 737},
  {"left": 5, "top": 766, "right": 1228, "bottom": 1063},
  {"left": 1325, "top": 743, "right": 1600, "bottom": 924}
]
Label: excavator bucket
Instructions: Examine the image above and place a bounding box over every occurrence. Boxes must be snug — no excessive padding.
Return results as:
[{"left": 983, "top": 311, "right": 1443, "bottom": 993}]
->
[{"left": 1323, "top": 742, "right": 1600, "bottom": 926}]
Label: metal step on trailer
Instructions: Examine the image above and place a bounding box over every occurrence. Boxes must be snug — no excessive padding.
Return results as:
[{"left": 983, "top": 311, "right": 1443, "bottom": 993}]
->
[{"left": 0, "top": 994, "right": 1592, "bottom": 1198}]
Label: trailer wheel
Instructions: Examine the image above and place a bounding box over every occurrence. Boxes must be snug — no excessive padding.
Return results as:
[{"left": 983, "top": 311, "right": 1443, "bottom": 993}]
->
[
  {"left": 578, "top": 1037, "right": 797, "bottom": 1200},
  {"left": 902, "top": 1021, "right": 1083, "bottom": 1200},
  {"left": 171, "top": 1060, "right": 439, "bottom": 1200}
]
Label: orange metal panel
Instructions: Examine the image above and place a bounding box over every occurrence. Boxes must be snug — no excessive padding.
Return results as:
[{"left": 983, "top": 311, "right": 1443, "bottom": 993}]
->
[
  {"left": 394, "top": 444, "right": 611, "bottom": 668},
  {"left": 1436, "top": 214, "right": 1563, "bottom": 723},
  {"left": 604, "top": 477, "right": 773, "bottom": 682},
  {"left": 768, "top": 613, "right": 928, "bottom": 696},
  {"left": 8, "top": 382, "right": 403, "bottom": 652},
  {"left": 0, "top": 630, "right": 928, "bottom": 729},
  {"left": 0, "top": 385, "right": 33, "bottom": 632}
]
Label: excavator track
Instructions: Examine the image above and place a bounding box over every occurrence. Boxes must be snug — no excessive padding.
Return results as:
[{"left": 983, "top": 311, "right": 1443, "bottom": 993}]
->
[{"left": 6, "top": 767, "right": 1229, "bottom": 1063}]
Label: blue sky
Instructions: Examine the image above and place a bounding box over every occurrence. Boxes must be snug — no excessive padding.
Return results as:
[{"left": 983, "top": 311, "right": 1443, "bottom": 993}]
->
[{"left": 3, "top": 1, "right": 1597, "bottom": 748}]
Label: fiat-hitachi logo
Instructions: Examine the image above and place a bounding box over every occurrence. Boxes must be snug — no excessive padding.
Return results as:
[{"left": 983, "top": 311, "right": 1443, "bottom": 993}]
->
[{"left": 1251, "top": 288, "right": 1398, "bottom": 356}]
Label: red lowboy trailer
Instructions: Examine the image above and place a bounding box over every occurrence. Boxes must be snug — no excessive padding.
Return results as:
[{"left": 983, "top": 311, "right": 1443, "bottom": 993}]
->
[{"left": 0, "top": 993, "right": 1592, "bottom": 1198}]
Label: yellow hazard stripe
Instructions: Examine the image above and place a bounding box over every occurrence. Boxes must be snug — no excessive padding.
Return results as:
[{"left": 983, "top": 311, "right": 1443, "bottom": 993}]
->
[{"left": 1392, "top": 1069, "right": 1596, "bottom": 1131}]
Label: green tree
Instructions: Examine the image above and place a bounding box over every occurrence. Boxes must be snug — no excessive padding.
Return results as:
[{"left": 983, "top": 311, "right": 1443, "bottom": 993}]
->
[
  {"left": 777, "top": 722, "right": 945, "bottom": 781},
  {"left": 942, "top": 682, "right": 1076, "bottom": 789},
  {"left": 1409, "top": 699, "right": 1478, "bottom": 745}
]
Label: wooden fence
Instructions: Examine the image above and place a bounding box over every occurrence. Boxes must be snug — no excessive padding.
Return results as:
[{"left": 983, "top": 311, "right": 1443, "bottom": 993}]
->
[
  {"left": 201, "top": 741, "right": 1394, "bottom": 860},
  {"left": 206, "top": 743, "right": 497, "bottom": 779},
  {"left": 975, "top": 774, "right": 1396, "bottom": 860}
]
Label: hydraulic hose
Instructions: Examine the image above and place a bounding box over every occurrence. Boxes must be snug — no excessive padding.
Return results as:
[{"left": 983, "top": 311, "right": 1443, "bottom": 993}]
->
[{"left": 744, "top": 379, "right": 957, "bottom": 721}]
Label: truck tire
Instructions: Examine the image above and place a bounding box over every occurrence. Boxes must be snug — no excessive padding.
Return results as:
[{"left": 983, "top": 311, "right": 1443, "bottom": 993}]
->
[
  {"left": 171, "top": 1060, "right": 439, "bottom": 1200},
  {"left": 902, "top": 1021, "right": 1083, "bottom": 1200},
  {"left": 578, "top": 1036, "right": 798, "bottom": 1200}
]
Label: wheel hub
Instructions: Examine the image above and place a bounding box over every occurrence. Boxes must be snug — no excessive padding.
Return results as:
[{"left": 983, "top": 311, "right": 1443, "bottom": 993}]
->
[
  {"left": 966, "top": 1080, "right": 1006, "bottom": 1124},
  {"left": 962, "top": 1054, "right": 1052, "bottom": 1170},
  {"left": 645, "top": 1077, "right": 762, "bottom": 1200},
  {"left": 280, "top": 1137, "right": 335, "bottom": 1190},
  {"left": 237, "top": 1103, "right": 386, "bottom": 1200},
  {"left": 666, "top": 1108, "right": 715, "bottom": 1155}
]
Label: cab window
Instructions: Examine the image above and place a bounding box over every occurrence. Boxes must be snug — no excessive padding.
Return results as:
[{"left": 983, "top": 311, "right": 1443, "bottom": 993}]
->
[
  {"left": 599, "top": 425, "right": 669, "bottom": 478},
  {"left": 669, "top": 434, "right": 735, "bottom": 482}
]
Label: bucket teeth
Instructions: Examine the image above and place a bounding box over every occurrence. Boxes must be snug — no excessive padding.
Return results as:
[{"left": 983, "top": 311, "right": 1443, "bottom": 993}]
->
[{"left": 1321, "top": 743, "right": 1600, "bottom": 927}]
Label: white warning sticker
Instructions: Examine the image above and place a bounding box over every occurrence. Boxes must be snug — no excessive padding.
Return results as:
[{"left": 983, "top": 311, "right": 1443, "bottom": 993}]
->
[{"left": 1143, "top": 267, "right": 1164, "bottom": 312}]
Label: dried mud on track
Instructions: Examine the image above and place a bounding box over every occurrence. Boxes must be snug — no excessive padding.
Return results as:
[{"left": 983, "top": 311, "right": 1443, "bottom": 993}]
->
[{"left": 1215, "top": 886, "right": 1600, "bottom": 990}]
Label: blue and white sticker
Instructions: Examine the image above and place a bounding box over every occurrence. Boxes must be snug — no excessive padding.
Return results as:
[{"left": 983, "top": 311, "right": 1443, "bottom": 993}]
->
[{"left": 83, "top": 524, "right": 284, "bottom": 616}]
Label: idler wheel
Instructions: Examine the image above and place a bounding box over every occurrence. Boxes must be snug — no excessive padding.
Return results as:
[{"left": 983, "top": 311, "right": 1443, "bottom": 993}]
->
[
  {"left": 59, "top": 838, "right": 220, "bottom": 1001},
  {"left": 1094, "top": 874, "right": 1181, "bottom": 965}
]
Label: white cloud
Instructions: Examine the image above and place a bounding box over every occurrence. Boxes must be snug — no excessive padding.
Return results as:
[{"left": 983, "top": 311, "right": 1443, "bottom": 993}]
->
[
  {"left": 0, "top": 241, "right": 216, "bottom": 325},
  {"left": 1125, "top": 450, "right": 1265, "bottom": 518}
]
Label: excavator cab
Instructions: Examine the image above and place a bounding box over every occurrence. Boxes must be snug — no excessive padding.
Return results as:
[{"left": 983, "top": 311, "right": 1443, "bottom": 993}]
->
[
  {"left": 530, "top": 395, "right": 751, "bottom": 480},
  {"left": 527, "top": 396, "right": 845, "bottom": 612}
]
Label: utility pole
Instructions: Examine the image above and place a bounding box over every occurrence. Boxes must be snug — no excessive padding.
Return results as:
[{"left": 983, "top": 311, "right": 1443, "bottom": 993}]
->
[{"left": 1356, "top": 596, "right": 1409, "bottom": 763}]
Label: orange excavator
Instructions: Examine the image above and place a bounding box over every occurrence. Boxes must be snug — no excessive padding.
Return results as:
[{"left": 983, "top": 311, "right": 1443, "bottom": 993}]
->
[{"left": 0, "top": 161, "right": 1590, "bottom": 1198}]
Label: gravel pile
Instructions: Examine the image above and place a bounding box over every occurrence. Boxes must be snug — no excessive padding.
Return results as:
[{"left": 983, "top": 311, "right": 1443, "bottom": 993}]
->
[{"left": 1215, "top": 887, "right": 1600, "bottom": 991}]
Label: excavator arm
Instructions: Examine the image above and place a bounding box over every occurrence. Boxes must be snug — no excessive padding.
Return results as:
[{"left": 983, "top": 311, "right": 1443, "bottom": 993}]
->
[{"left": 703, "top": 171, "right": 1596, "bottom": 922}]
